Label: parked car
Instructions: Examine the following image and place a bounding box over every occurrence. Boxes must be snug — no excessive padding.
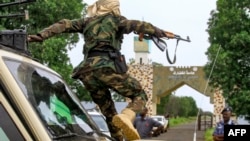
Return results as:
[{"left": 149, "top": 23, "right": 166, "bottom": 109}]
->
[
  {"left": 87, "top": 110, "right": 111, "bottom": 138},
  {"left": 151, "top": 115, "right": 169, "bottom": 133}
]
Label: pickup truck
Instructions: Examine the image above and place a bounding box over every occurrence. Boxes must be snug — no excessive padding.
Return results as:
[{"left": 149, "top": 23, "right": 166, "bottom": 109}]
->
[{"left": 0, "top": 29, "right": 113, "bottom": 141}]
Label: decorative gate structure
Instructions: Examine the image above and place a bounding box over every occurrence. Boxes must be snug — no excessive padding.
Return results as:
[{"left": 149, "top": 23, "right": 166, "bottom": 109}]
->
[
  {"left": 127, "top": 64, "right": 226, "bottom": 126},
  {"left": 129, "top": 36, "right": 226, "bottom": 126}
]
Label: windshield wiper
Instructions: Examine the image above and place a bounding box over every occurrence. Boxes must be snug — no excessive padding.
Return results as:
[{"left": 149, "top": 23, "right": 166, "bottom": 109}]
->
[
  {"left": 52, "top": 130, "right": 116, "bottom": 141},
  {"left": 52, "top": 132, "right": 78, "bottom": 140},
  {"left": 52, "top": 131, "right": 97, "bottom": 140}
]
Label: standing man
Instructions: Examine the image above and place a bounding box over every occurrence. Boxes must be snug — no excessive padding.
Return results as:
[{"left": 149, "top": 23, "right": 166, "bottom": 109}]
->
[
  {"left": 28, "top": 0, "right": 167, "bottom": 140},
  {"left": 213, "top": 107, "right": 235, "bottom": 141},
  {"left": 134, "top": 107, "right": 164, "bottom": 139}
]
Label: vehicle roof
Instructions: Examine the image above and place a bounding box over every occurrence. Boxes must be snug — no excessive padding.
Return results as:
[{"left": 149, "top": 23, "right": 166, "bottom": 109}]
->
[{"left": 0, "top": 46, "right": 60, "bottom": 77}]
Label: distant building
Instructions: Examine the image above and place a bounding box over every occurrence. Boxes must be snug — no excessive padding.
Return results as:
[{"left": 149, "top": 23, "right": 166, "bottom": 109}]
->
[{"left": 133, "top": 36, "right": 151, "bottom": 64}]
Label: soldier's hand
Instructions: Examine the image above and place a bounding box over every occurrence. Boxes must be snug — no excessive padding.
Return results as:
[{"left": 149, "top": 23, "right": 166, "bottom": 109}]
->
[{"left": 28, "top": 34, "right": 43, "bottom": 42}]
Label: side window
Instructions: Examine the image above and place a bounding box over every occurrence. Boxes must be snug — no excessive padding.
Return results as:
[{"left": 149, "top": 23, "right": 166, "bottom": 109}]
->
[{"left": 0, "top": 103, "right": 25, "bottom": 141}]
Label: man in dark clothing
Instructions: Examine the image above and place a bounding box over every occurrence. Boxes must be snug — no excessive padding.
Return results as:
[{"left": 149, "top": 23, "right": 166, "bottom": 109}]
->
[
  {"left": 213, "top": 107, "right": 235, "bottom": 141},
  {"left": 28, "top": 0, "right": 167, "bottom": 140},
  {"left": 134, "top": 107, "right": 164, "bottom": 139}
]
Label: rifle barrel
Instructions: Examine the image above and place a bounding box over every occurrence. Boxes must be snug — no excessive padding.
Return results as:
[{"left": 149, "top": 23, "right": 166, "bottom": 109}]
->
[{"left": 178, "top": 36, "right": 191, "bottom": 42}]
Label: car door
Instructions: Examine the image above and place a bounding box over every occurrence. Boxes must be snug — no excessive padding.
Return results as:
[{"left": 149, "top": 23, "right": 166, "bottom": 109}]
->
[{"left": 0, "top": 87, "right": 33, "bottom": 141}]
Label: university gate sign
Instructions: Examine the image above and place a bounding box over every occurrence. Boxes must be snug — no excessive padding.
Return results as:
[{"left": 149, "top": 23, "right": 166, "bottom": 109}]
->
[{"left": 128, "top": 64, "right": 226, "bottom": 126}]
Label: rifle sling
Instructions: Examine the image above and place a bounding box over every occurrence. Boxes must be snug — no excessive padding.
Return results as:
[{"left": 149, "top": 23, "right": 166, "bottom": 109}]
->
[{"left": 165, "top": 39, "right": 179, "bottom": 64}]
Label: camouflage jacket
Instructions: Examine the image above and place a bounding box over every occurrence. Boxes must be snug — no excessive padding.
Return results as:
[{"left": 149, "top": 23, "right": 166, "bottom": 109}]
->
[{"left": 38, "top": 14, "right": 164, "bottom": 77}]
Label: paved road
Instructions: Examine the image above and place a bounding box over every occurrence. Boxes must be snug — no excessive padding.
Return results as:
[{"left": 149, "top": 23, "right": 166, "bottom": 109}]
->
[{"left": 148, "top": 121, "right": 205, "bottom": 141}]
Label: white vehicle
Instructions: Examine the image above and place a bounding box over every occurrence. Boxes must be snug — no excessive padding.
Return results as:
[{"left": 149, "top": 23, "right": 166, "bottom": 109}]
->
[
  {"left": 151, "top": 115, "right": 168, "bottom": 133},
  {"left": 88, "top": 110, "right": 111, "bottom": 138}
]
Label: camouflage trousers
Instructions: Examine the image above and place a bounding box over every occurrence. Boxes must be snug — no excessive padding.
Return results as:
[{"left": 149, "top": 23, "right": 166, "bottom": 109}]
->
[{"left": 78, "top": 67, "right": 147, "bottom": 140}]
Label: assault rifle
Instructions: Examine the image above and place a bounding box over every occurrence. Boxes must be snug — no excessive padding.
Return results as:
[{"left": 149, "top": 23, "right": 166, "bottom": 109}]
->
[
  {"left": 0, "top": 0, "right": 36, "bottom": 52},
  {"left": 139, "top": 31, "right": 191, "bottom": 64}
]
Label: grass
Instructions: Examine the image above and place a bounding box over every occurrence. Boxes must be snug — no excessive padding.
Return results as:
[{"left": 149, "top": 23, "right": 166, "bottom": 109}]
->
[
  {"left": 168, "top": 116, "right": 196, "bottom": 127},
  {"left": 204, "top": 127, "right": 214, "bottom": 141}
]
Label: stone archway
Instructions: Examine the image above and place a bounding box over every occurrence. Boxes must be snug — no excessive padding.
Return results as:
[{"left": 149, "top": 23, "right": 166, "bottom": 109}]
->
[
  {"left": 152, "top": 66, "right": 213, "bottom": 101},
  {"left": 127, "top": 64, "right": 225, "bottom": 126}
]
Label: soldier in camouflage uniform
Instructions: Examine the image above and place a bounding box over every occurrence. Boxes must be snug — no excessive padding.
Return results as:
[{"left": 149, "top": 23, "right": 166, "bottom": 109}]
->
[{"left": 28, "top": 0, "right": 166, "bottom": 140}]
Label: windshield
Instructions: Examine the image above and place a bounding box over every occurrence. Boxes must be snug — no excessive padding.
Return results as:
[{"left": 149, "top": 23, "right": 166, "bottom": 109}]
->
[{"left": 4, "top": 58, "right": 99, "bottom": 139}]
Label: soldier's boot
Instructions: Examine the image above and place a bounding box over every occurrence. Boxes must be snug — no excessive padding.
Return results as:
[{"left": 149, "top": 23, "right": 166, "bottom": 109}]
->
[
  {"left": 112, "top": 108, "right": 140, "bottom": 140},
  {"left": 112, "top": 97, "right": 146, "bottom": 140}
]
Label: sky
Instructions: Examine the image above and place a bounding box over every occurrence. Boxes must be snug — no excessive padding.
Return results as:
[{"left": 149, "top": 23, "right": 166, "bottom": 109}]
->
[{"left": 68, "top": 0, "right": 218, "bottom": 112}]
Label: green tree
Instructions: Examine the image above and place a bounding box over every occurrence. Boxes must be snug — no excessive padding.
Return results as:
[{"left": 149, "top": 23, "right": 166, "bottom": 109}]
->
[
  {"left": 165, "top": 95, "right": 198, "bottom": 117},
  {"left": 182, "top": 96, "right": 199, "bottom": 116},
  {"left": 187, "top": 97, "right": 199, "bottom": 116},
  {"left": 0, "top": 0, "right": 90, "bottom": 100},
  {"left": 205, "top": 0, "right": 250, "bottom": 117},
  {"left": 27, "top": 0, "right": 85, "bottom": 83},
  {"left": 165, "top": 95, "right": 181, "bottom": 117},
  {"left": 157, "top": 94, "right": 171, "bottom": 115},
  {"left": 175, "top": 97, "right": 187, "bottom": 117}
]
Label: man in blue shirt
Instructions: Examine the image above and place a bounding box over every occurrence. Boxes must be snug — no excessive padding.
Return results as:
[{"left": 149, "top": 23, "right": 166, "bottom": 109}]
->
[
  {"left": 213, "top": 107, "right": 235, "bottom": 141},
  {"left": 134, "top": 107, "right": 164, "bottom": 139}
]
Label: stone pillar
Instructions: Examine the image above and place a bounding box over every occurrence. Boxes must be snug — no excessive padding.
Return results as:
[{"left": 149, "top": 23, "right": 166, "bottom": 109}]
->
[
  {"left": 213, "top": 89, "right": 225, "bottom": 126},
  {"left": 128, "top": 64, "right": 154, "bottom": 116}
]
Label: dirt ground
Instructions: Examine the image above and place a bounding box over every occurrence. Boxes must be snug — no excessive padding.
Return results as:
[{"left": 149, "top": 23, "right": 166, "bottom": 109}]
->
[{"left": 148, "top": 121, "right": 206, "bottom": 141}]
